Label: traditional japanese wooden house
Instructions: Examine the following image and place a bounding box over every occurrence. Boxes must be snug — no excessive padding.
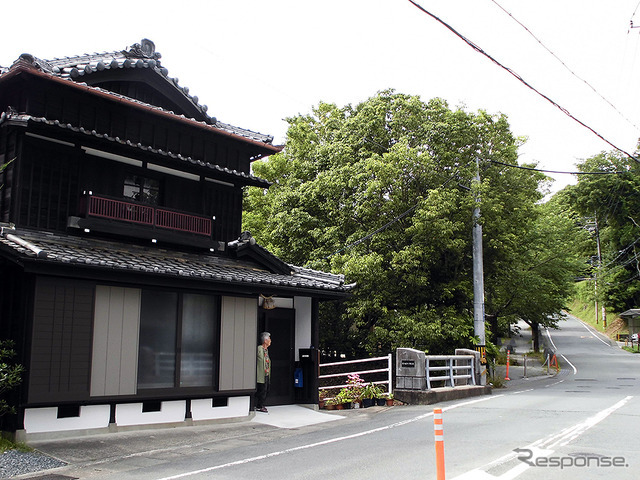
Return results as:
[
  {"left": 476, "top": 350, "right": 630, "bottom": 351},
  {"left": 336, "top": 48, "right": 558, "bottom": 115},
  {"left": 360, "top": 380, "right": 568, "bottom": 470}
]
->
[{"left": 0, "top": 39, "right": 351, "bottom": 440}]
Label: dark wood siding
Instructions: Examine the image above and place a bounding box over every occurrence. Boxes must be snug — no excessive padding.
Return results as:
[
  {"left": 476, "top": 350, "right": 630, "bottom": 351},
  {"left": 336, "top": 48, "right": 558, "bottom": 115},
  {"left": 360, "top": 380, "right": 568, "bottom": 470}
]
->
[
  {"left": 18, "top": 137, "right": 80, "bottom": 231},
  {"left": 206, "top": 183, "right": 242, "bottom": 242},
  {"left": 19, "top": 76, "right": 261, "bottom": 175},
  {"left": 0, "top": 129, "right": 19, "bottom": 223},
  {"left": 28, "top": 278, "right": 95, "bottom": 404}
]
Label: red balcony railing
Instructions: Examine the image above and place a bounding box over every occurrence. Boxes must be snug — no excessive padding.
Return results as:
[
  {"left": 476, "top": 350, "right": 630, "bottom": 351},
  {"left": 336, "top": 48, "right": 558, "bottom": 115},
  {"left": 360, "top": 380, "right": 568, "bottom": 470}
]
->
[
  {"left": 85, "top": 194, "right": 212, "bottom": 237},
  {"left": 156, "top": 208, "right": 211, "bottom": 236},
  {"left": 88, "top": 196, "right": 154, "bottom": 225}
]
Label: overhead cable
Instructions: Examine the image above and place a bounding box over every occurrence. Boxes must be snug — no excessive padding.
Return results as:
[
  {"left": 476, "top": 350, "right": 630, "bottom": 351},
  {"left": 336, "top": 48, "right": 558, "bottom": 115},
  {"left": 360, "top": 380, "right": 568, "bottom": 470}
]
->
[
  {"left": 488, "top": 159, "right": 631, "bottom": 175},
  {"left": 490, "top": 0, "right": 639, "bottom": 131},
  {"left": 407, "top": 0, "right": 640, "bottom": 164}
]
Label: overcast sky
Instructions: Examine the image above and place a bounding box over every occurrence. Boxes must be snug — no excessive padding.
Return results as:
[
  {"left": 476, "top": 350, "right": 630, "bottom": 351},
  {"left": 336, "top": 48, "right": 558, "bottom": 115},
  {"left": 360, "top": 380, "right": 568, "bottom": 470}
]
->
[{"left": 3, "top": 0, "right": 640, "bottom": 193}]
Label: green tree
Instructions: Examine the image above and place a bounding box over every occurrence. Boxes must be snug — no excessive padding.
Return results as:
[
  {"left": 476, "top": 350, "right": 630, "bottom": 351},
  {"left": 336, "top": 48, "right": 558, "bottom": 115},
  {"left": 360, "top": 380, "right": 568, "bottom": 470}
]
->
[
  {"left": 0, "top": 160, "right": 23, "bottom": 417},
  {"left": 484, "top": 196, "right": 589, "bottom": 350},
  {"left": 245, "top": 90, "right": 577, "bottom": 355},
  {"left": 563, "top": 152, "right": 640, "bottom": 313},
  {"left": 0, "top": 341, "right": 24, "bottom": 417}
]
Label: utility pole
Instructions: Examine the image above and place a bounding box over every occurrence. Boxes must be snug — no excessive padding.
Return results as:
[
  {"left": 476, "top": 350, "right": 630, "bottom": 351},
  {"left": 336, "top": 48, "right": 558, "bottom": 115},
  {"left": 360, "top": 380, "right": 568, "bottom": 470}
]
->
[
  {"left": 594, "top": 215, "right": 607, "bottom": 328},
  {"left": 472, "top": 156, "right": 487, "bottom": 385}
]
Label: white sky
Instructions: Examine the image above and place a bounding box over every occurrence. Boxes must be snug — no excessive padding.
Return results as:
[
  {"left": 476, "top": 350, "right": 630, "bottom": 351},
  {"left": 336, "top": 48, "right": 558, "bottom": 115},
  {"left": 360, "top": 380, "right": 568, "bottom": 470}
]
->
[{"left": 3, "top": 0, "right": 640, "bottom": 193}]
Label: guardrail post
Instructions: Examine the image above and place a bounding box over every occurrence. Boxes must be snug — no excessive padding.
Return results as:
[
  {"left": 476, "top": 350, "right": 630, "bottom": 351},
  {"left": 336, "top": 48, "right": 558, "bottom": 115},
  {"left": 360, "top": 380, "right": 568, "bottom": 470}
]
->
[
  {"left": 433, "top": 408, "right": 445, "bottom": 480},
  {"left": 387, "top": 353, "right": 393, "bottom": 395},
  {"left": 448, "top": 358, "right": 455, "bottom": 387},
  {"left": 546, "top": 354, "right": 551, "bottom": 376},
  {"left": 469, "top": 357, "right": 476, "bottom": 385}
]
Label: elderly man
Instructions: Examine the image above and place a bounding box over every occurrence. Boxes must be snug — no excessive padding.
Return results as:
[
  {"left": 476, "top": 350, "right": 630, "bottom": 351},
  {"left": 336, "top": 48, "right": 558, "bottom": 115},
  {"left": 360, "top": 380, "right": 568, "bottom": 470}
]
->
[{"left": 255, "top": 332, "right": 271, "bottom": 413}]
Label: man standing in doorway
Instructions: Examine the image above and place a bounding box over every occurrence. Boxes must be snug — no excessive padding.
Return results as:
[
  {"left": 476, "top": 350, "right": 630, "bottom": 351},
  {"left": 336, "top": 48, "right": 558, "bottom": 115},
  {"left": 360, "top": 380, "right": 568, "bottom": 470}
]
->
[{"left": 256, "top": 332, "right": 271, "bottom": 413}]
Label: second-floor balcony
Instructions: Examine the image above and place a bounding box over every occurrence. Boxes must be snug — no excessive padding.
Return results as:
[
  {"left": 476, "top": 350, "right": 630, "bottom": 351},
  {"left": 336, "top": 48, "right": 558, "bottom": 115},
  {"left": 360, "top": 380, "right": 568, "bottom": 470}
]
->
[{"left": 69, "top": 193, "right": 221, "bottom": 250}]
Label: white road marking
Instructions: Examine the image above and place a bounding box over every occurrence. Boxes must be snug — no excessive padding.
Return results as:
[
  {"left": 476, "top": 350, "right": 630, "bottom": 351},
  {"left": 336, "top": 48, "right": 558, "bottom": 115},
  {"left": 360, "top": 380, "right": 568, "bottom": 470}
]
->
[
  {"left": 154, "top": 394, "right": 504, "bottom": 480},
  {"left": 545, "top": 327, "right": 558, "bottom": 350},
  {"left": 451, "top": 396, "right": 633, "bottom": 480},
  {"left": 577, "top": 320, "right": 612, "bottom": 347},
  {"left": 545, "top": 327, "right": 577, "bottom": 374},
  {"left": 561, "top": 354, "right": 578, "bottom": 374},
  {"left": 511, "top": 389, "right": 534, "bottom": 395}
]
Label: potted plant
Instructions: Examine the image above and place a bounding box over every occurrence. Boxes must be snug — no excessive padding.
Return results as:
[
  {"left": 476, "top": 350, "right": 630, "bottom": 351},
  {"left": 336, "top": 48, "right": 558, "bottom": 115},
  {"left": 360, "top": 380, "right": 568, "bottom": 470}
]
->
[
  {"left": 318, "top": 390, "right": 328, "bottom": 409},
  {"left": 324, "top": 397, "right": 337, "bottom": 410},
  {"left": 385, "top": 393, "right": 394, "bottom": 406},
  {"left": 335, "top": 388, "right": 353, "bottom": 409},
  {"left": 362, "top": 383, "right": 381, "bottom": 408}
]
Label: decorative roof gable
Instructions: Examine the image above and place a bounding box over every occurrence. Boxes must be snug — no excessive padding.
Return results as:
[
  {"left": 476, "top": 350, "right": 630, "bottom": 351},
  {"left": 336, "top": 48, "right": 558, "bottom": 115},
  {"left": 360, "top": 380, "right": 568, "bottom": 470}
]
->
[{"left": 1, "top": 39, "right": 276, "bottom": 147}]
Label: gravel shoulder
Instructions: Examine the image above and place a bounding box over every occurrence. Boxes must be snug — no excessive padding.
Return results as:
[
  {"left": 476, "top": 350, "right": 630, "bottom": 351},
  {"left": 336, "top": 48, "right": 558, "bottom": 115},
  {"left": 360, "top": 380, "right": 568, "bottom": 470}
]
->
[{"left": 0, "top": 449, "right": 66, "bottom": 478}]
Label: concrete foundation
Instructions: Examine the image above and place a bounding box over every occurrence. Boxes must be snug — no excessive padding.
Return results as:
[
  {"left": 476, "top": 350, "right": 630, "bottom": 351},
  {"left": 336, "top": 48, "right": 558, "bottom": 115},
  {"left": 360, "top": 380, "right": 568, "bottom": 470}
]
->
[{"left": 394, "top": 385, "right": 492, "bottom": 405}]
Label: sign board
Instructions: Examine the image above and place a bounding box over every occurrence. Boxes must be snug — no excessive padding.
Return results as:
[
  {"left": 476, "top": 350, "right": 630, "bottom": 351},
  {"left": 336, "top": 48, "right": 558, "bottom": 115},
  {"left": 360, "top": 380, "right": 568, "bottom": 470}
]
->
[{"left": 475, "top": 345, "right": 487, "bottom": 365}]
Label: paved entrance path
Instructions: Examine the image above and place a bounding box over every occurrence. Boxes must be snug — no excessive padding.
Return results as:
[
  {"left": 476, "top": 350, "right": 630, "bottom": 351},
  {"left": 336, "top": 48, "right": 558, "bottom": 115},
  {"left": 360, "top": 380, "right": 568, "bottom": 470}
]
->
[{"left": 251, "top": 405, "right": 344, "bottom": 429}]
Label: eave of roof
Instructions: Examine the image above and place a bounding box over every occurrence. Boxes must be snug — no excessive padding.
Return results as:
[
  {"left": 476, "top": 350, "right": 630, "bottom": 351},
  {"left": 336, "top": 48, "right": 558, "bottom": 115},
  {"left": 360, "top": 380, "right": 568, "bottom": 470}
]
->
[
  {"left": 0, "top": 227, "right": 353, "bottom": 297},
  {"left": 0, "top": 110, "right": 272, "bottom": 188}
]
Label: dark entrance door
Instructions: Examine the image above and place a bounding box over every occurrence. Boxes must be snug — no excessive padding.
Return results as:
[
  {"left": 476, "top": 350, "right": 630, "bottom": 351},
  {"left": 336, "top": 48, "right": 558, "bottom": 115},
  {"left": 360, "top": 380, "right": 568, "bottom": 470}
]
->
[{"left": 259, "top": 308, "right": 295, "bottom": 405}]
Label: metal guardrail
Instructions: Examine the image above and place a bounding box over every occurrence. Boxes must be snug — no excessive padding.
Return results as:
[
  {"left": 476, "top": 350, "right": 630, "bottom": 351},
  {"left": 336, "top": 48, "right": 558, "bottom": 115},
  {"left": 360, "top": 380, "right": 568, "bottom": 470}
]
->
[
  {"left": 425, "top": 355, "right": 476, "bottom": 389},
  {"left": 318, "top": 354, "right": 393, "bottom": 395}
]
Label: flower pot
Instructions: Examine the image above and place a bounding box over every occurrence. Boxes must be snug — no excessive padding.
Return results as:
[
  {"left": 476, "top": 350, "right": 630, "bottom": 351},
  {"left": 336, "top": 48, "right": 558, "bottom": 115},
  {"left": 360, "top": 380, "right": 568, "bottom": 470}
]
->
[
  {"left": 376, "top": 398, "right": 386, "bottom": 407},
  {"left": 335, "top": 403, "right": 344, "bottom": 410},
  {"left": 326, "top": 403, "right": 336, "bottom": 410},
  {"left": 362, "top": 398, "right": 376, "bottom": 408},
  {"left": 386, "top": 398, "right": 394, "bottom": 406}
]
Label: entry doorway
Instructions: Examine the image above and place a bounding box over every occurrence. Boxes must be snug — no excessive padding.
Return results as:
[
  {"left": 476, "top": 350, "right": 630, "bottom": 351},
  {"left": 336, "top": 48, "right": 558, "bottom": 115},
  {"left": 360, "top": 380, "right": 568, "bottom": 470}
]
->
[{"left": 259, "top": 308, "right": 295, "bottom": 405}]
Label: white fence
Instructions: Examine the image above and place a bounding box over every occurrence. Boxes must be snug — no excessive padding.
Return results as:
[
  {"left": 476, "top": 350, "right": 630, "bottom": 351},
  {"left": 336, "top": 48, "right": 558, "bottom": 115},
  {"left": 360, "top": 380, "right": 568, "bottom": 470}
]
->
[
  {"left": 425, "top": 355, "right": 476, "bottom": 389},
  {"left": 319, "top": 354, "right": 393, "bottom": 395}
]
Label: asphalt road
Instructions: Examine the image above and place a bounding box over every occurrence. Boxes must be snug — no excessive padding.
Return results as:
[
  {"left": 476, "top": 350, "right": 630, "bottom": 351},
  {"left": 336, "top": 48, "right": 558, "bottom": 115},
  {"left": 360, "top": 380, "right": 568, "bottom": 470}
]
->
[{"left": 28, "top": 315, "right": 640, "bottom": 480}]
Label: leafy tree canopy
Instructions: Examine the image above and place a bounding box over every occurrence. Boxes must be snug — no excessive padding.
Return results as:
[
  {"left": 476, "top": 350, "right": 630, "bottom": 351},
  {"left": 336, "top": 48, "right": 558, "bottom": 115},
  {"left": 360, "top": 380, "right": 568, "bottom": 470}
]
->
[
  {"left": 562, "top": 151, "right": 640, "bottom": 312},
  {"left": 244, "top": 90, "right": 583, "bottom": 355}
]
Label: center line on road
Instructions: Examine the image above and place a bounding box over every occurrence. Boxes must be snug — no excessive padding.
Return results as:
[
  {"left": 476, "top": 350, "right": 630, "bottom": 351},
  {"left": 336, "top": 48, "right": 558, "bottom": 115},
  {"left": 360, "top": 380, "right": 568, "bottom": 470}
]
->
[{"left": 154, "top": 394, "right": 504, "bottom": 480}]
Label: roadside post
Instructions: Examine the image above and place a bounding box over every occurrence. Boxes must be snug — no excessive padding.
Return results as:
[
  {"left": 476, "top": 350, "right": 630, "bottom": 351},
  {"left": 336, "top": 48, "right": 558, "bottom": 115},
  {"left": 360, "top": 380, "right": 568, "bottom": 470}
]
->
[
  {"left": 433, "top": 408, "right": 445, "bottom": 480},
  {"left": 546, "top": 354, "right": 551, "bottom": 376},
  {"left": 505, "top": 350, "right": 511, "bottom": 381}
]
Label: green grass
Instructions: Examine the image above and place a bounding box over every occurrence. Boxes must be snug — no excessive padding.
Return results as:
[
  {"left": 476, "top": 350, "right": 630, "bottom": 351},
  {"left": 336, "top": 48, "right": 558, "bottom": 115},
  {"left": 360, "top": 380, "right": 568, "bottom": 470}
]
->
[
  {"left": 487, "top": 375, "right": 506, "bottom": 388},
  {"left": 622, "top": 346, "right": 640, "bottom": 354},
  {"left": 566, "top": 298, "right": 616, "bottom": 334},
  {"left": 0, "top": 436, "right": 31, "bottom": 453}
]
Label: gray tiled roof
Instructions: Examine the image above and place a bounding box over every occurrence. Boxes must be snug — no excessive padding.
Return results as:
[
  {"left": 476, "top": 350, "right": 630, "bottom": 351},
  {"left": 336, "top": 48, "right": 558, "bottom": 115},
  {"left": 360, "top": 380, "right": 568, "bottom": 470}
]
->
[
  {"left": 0, "top": 228, "right": 352, "bottom": 295},
  {"left": 0, "top": 110, "right": 271, "bottom": 187},
  {"left": 1, "top": 39, "right": 275, "bottom": 146}
]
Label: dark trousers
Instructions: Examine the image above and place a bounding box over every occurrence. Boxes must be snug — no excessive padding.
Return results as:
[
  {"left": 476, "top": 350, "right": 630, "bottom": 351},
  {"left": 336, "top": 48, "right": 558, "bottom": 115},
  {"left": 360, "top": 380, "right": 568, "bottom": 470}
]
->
[{"left": 256, "top": 375, "right": 270, "bottom": 408}]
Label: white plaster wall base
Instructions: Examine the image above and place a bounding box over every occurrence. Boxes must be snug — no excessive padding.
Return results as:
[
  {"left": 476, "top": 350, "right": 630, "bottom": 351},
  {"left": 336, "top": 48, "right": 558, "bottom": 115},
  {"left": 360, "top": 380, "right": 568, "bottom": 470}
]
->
[
  {"left": 115, "top": 401, "right": 186, "bottom": 426},
  {"left": 23, "top": 405, "right": 110, "bottom": 433},
  {"left": 190, "top": 396, "right": 250, "bottom": 421}
]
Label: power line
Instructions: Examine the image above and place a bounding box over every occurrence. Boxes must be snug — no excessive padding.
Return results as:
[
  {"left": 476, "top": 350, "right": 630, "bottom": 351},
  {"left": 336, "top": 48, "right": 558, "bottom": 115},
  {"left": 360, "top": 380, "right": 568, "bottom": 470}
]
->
[
  {"left": 488, "top": 159, "right": 630, "bottom": 175},
  {"left": 407, "top": 0, "right": 640, "bottom": 164},
  {"left": 490, "top": 0, "right": 640, "bottom": 131}
]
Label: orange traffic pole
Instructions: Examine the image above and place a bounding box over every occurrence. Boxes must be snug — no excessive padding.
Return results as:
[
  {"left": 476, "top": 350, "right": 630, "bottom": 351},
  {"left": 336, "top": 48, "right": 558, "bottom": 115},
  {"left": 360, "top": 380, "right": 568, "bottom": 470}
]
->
[
  {"left": 505, "top": 350, "right": 511, "bottom": 381},
  {"left": 433, "top": 408, "right": 445, "bottom": 480}
]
